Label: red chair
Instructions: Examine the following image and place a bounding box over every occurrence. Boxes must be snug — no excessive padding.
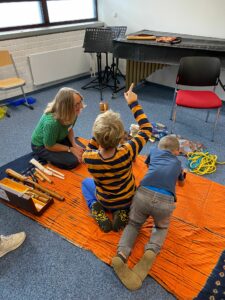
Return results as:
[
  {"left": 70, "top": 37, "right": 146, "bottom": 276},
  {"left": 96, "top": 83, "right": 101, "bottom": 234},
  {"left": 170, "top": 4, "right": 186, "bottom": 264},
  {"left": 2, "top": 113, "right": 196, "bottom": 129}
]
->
[{"left": 170, "top": 56, "right": 223, "bottom": 141}]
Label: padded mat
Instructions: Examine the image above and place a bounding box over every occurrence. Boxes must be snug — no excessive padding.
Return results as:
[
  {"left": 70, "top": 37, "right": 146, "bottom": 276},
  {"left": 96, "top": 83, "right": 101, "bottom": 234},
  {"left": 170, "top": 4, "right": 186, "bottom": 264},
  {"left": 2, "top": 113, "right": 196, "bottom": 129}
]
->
[{"left": 0, "top": 147, "right": 224, "bottom": 300}]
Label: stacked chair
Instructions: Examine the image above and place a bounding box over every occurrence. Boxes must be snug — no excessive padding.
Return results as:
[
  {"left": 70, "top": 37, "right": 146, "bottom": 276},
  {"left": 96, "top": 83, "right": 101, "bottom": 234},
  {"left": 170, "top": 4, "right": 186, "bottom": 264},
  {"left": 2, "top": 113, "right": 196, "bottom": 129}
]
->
[{"left": 0, "top": 50, "right": 33, "bottom": 117}]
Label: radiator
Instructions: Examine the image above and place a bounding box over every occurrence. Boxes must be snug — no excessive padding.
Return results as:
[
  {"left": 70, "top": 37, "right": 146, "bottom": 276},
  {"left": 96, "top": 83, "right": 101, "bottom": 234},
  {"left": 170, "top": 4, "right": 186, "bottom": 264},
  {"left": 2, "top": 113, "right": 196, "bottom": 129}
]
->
[
  {"left": 28, "top": 46, "right": 90, "bottom": 85},
  {"left": 126, "top": 60, "right": 166, "bottom": 89}
]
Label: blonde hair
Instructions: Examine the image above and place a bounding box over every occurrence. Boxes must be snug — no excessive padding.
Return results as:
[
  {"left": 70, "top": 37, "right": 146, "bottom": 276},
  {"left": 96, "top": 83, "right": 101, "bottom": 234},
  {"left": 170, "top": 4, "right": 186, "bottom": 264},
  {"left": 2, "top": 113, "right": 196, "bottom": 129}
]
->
[
  {"left": 44, "top": 87, "right": 83, "bottom": 124},
  {"left": 93, "top": 110, "right": 124, "bottom": 149},
  {"left": 158, "top": 135, "right": 180, "bottom": 152}
]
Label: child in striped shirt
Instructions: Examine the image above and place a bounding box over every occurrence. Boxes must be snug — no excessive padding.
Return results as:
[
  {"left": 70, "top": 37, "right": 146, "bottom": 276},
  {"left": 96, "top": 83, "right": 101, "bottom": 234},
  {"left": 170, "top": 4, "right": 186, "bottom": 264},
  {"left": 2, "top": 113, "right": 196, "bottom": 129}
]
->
[{"left": 82, "top": 84, "right": 152, "bottom": 232}]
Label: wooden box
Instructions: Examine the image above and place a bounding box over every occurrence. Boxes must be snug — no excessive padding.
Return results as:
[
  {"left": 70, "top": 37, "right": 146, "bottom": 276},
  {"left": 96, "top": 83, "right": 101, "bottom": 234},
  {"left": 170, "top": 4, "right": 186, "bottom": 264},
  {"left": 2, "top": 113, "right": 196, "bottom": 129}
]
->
[{"left": 0, "top": 178, "right": 53, "bottom": 216}]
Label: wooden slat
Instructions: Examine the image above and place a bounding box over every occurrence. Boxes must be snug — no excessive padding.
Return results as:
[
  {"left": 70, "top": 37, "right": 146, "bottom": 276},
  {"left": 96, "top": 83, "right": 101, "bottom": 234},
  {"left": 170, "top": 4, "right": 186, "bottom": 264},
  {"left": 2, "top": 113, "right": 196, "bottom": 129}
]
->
[{"left": 126, "top": 60, "right": 166, "bottom": 89}]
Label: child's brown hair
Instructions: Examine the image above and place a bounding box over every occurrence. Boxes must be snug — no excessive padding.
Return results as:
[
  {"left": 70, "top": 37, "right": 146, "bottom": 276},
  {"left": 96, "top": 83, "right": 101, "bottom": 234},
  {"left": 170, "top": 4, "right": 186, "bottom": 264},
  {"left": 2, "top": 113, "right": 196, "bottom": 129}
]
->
[{"left": 158, "top": 135, "right": 180, "bottom": 152}]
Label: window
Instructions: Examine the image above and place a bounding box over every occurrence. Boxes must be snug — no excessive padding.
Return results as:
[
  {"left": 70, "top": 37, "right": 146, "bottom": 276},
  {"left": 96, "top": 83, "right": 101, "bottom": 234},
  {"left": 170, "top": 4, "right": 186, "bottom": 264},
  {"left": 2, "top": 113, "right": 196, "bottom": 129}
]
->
[
  {"left": 0, "top": 0, "right": 97, "bottom": 31},
  {"left": 47, "top": 0, "right": 96, "bottom": 23}
]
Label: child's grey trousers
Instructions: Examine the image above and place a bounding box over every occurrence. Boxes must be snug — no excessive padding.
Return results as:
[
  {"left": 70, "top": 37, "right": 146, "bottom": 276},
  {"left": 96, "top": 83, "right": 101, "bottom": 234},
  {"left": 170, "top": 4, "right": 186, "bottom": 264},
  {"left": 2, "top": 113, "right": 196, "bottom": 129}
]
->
[{"left": 118, "top": 186, "right": 176, "bottom": 257}]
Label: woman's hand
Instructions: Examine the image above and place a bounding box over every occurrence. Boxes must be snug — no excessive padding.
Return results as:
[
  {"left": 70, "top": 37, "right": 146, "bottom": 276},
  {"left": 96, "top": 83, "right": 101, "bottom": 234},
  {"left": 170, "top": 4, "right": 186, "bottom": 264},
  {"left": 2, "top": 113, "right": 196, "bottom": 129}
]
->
[
  {"left": 124, "top": 83, "right": 137, "bottom": 104},
  {"left": 70, "top": 144, "right": 84, "bottom": 163}
]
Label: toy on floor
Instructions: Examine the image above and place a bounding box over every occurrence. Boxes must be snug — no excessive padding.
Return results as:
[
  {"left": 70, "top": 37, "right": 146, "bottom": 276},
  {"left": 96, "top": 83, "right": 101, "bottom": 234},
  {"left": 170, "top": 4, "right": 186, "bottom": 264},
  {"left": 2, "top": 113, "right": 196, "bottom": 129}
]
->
[
  {"left": 0, "top": 106, "right": 8, "bottom": 119},
  {"left": 176, "top": 136, "right": 206, "bottom": 155},
  {"left": 187, "top": 151, "right": 225, "bottom": 175},
  {"left": 99, "top": 101, "right": 109, "bottom": 113},
  {"left": 130, "top": 122, "right": 168, "bottom": 142},
  {"left": 7, "top": 96, "right": 36, "bottom": 107}
]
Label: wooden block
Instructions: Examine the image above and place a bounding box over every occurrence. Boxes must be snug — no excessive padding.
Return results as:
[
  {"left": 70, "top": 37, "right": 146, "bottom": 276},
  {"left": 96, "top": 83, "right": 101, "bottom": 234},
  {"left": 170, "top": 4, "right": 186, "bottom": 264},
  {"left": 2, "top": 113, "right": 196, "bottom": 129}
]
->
[{"left": 127, "top": 35, "right": 156, "bottom": 40}]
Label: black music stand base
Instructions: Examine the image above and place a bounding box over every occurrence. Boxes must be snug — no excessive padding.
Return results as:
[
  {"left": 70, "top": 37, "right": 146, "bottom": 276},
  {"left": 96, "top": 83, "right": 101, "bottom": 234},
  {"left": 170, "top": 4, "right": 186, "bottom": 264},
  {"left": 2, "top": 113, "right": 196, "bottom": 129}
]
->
[{"left": 81, "top": 53, "right": 106, "bottom": 101}]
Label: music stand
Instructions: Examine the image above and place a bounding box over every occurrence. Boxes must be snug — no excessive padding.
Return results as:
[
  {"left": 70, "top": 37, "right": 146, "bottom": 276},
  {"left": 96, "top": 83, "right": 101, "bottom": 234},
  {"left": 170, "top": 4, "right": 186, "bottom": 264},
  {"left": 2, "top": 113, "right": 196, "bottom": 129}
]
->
[
  {"left": 105, "top": 26, "right": 127, "bottom": 97},
  {"left": 81, "top": 27, "right": 113, "bottom": 101}
]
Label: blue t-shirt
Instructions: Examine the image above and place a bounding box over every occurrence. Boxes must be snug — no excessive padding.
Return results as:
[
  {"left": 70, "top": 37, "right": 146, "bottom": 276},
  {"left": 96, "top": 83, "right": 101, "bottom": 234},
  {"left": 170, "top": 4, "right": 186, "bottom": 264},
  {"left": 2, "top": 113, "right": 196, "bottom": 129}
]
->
[{"left": 141, "top": 147, "right": 184, "bottom": 196}]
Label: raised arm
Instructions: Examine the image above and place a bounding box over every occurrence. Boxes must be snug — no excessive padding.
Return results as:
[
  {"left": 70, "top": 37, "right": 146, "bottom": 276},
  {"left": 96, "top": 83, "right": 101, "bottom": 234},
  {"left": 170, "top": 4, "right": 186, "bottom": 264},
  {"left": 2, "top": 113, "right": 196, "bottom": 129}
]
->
[{"left": 124, "top": 84, "right": 152, "bottom": 160}]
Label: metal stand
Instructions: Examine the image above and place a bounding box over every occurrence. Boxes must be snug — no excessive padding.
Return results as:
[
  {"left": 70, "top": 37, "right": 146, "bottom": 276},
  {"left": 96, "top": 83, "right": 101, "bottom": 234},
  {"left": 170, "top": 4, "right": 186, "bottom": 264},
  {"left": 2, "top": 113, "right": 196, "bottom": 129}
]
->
[
  {"left": 105, "top": 26, "right": 127, "bottom": 97},
  {"left": 12, "top": 55, "right": 34, "bottom": 111},
  {"left": 21, "top": 85, "right": 34, "bottom": 110},
  {"left": 219, "top": 78, "right": 225, "bottom": 92},
  {"left": 81, "top": 28, "right": 114, "bottom": 101}
]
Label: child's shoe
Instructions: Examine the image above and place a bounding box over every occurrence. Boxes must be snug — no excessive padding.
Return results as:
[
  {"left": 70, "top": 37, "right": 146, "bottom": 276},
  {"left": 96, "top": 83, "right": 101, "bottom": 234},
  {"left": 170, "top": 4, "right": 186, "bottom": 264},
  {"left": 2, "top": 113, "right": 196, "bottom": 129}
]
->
[
  {"left": 0, "top": 232, "right": 26, "bottom": 258},
  {"left": 132, "top": 250, "right": 156, "bottom": 281},
  {"left": 112, "top": 209, "right": 129, "bottom": 232},
  {"left": 91, "top": 202, "right": 112, "bottom": 233},
  {"left": 112, "top": 256, "right": 142, "bottom": 290}
]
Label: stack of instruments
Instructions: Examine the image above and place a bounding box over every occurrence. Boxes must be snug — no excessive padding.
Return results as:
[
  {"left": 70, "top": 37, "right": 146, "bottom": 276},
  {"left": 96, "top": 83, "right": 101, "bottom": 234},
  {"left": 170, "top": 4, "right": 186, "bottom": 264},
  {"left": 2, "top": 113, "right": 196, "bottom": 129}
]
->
[{"left": 0, "top": 167, "right": 65, "bottom": 216}]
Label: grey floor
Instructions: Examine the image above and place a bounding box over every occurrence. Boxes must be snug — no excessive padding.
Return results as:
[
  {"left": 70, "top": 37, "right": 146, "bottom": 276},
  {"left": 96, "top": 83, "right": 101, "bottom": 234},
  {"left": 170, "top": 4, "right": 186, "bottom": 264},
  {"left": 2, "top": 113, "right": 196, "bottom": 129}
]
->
[{"left": 0, "top": 77, "right": 225, "bottom": 300}]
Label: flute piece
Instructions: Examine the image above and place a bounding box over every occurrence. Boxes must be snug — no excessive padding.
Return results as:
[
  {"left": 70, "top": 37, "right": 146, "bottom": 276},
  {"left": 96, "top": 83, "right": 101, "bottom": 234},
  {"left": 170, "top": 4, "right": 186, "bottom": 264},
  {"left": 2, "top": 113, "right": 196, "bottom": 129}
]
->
[
  {"left": 26, "top": 190, "right": 50, "bottom": 202},
  {"left": 52, "top": 173, "right": 64, "bottom": 180},
  {"left": 34, "top": 172, "right": 45, "bottom": 182},
  {"left": 46, "top": 167, "right": 64, "bottom": 178},
  {"left": 6, "top": 169, "right": 64, "bottom": 201},
  {"left": 30, "top": 158, "right": 52, "bottom": 176},
  {"left": 25, "top": 192, "right": 48, "bottom": 204},
  {"left": 34, "top": 169, "right": 45, "bottom": 180},
  {"left": 38, "top": 196, "right": 50, "bottom": 203},
  {"left": 35, "top": 168, "right": 52, "bottom": 183},
  {"left": 32, "top": 189, "right": 52, "bottom": 201}
]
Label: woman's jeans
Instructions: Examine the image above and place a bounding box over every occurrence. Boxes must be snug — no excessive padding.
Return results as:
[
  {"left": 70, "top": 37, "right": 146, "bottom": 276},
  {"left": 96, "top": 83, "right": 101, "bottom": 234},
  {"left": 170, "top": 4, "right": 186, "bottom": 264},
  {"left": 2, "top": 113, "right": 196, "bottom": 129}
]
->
[{"left": 31, "top": 137, "right": 79, "bottom": 170}]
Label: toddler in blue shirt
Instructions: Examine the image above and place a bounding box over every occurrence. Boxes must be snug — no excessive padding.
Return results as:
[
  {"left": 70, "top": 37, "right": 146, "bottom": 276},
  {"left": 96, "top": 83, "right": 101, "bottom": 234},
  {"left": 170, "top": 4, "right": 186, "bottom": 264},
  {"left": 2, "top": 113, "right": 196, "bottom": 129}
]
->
[{"left": 112, "top": 135, "right": 185, "bottom": 290}]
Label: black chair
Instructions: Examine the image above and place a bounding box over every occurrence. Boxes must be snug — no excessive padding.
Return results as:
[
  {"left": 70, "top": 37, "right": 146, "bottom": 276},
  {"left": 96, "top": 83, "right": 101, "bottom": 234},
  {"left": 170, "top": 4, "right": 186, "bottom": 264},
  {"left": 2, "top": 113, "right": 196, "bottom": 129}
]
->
[
  {"left": 81, "top": 27, "right": 113, "bottom": 101},
  {"left": 170, "top": 56, "right": 223, "bottom": 141}
]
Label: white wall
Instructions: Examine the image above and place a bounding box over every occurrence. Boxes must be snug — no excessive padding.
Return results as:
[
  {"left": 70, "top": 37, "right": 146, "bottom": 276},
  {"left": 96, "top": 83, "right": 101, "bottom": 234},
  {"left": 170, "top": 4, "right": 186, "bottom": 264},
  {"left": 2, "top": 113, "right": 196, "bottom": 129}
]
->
[
  {"left": 0, "top": 30, "right": 87, "bottom": 101},
  {"left": 98, "top": 0, "right": 225, "bottom": 99},
  {"left": 98, "top": 0, "right": 225, "bottom": 38}
]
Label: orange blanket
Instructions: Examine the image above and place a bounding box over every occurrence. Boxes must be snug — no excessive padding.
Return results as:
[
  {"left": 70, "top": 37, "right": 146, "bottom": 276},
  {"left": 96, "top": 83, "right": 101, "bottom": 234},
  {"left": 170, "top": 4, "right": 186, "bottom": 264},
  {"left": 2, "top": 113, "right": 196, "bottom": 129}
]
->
[{"left": 2, "top": 152, "right": 225, "bottom": 300}]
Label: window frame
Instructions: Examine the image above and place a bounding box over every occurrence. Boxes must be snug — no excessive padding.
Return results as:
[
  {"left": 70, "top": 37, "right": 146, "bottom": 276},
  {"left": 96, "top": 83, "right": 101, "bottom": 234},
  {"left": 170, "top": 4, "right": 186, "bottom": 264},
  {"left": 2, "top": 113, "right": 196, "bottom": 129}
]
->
[{"left": 0, "top": 0, "right": 98, "bottom": 32}]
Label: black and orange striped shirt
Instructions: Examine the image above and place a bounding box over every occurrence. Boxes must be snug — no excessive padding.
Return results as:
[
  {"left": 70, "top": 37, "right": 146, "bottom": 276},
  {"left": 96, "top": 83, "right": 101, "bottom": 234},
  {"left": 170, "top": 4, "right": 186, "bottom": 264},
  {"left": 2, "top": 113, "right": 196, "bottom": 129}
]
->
[{"left": 82, "top": 100, "right": 152, "bottom": 210}]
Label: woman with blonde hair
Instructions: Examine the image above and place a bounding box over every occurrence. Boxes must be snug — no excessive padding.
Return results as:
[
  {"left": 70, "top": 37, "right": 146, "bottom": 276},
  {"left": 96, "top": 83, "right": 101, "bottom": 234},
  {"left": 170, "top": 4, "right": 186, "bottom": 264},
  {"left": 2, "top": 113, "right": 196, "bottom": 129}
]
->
[{"left": 31, "top": 87, "right": 85, "bottom": 169}]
